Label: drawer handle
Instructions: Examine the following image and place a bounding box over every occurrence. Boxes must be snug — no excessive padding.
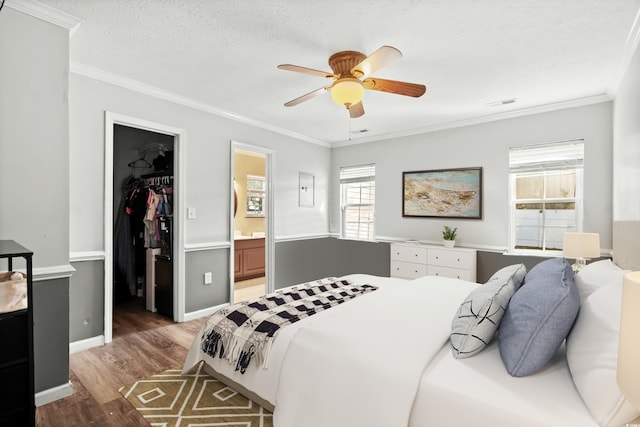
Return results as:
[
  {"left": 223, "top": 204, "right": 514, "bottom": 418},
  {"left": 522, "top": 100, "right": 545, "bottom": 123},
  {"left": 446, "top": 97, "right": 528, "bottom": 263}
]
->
[
  {"left": 457, "top": 258, "right": 460, "bottom": 262},
  {"left": 435, "top": 256, "right": 439, "bottom": 259}
]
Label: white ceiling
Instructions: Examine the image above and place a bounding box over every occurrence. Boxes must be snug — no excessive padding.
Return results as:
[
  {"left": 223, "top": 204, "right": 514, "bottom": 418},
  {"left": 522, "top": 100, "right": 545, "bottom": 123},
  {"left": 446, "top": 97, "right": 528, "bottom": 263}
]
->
[{"left": 35, "top": 0, "right": 640, "bottom": 145}]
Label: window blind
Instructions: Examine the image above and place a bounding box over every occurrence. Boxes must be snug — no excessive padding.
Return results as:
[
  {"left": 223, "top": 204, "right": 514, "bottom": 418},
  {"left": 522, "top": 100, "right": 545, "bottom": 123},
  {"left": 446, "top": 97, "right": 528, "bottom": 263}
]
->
[
  {"left": 509, "top": 140, "right": 584, "bottom": 173},
  {"left": 340, "top": 164, "right": 375, "bottom": 241},
  {"left": 340, "top": 164, "right": 376, "bottom": 183}
]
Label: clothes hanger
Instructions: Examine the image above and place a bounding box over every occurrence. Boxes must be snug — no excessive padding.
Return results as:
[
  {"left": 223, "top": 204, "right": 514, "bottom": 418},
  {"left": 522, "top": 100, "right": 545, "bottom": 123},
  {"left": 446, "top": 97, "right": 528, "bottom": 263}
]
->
[{"left": 127, "top": 157, "right": 152, "bottom": 169}]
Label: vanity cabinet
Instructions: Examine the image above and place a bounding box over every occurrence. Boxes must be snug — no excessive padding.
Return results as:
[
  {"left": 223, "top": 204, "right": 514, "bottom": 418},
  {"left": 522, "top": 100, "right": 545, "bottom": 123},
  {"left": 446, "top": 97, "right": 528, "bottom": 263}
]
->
[
  {"left": 390, "top": 242, "right": 476, "bottom": 282},
  {"left": 234, "top": 238, "right": 265, "bottom": 281},
  {"left": 0, "top": 240, "right": 35, "bottom": 426}
]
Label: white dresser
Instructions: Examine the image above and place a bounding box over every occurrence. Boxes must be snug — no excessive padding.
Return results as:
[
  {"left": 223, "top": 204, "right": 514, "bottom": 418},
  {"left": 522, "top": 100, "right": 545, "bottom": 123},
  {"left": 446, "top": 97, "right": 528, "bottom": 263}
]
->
[{"left": 390, "top": 242, "right": 477, "bottom": 281}]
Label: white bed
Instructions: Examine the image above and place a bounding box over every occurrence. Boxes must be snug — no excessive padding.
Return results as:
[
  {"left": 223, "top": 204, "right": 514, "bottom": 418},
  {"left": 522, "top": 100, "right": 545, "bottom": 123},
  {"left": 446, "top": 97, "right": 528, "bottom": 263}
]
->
[{"left": 183, "top": 221, "right": 640, "bottom": 427}]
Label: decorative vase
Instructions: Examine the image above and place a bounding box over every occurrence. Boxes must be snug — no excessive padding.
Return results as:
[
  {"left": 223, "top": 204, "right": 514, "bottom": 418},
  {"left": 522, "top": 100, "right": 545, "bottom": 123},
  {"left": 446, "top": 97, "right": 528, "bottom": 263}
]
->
[{"left": 443, "top": 240, "right": 455, "bottom": 248}]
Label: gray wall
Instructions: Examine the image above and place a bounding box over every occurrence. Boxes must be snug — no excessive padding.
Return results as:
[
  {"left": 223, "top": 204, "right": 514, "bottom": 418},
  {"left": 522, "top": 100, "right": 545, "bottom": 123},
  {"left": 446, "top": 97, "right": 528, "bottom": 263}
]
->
[
  {"left": 275, "top": 238, "right": 390, "bottom": 288},
  {"left": 330, "top": 102, "right": 614, "bottom": 251},
  {"left": 69, "top": 261, "right": 104, "bottom": 342},
  {"left": 613, "top": 37, "right": 640, "bottom": 220},
  {"left": 0, "top": 9, "right": 70, "bottom": 265},
  {"left": 185, "top": 249, "right": 229, "bottom": 313},
  {"left": 0, "top": 8, "right": 71, "bottom": 393},
  {"left": 68, "top": 74, "right": 332, "bottom": 251},
  {"left": 33, "top": 279, "right": 70, "bottom": 392}
]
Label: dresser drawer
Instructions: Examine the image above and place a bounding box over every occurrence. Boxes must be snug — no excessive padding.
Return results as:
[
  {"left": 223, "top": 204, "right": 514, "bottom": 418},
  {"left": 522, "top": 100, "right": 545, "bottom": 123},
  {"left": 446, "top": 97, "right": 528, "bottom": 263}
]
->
[
  {"left": 428, "top": 248, "right": 474, "bottom": 269},
  {"left": 0, "top": 362, "right": 29, "bottom": 414},
  {"left": 0, "top": 311, "right": 28, "bottom": 365},
  {"left": 390, "top": 244, "right": 427, "bottom": 264},
  {"left": 427, "top": 265, "right": 474, "bottom": 281},
  {"left": 390, "top": 261, "right": 427, "bottom": 279}
]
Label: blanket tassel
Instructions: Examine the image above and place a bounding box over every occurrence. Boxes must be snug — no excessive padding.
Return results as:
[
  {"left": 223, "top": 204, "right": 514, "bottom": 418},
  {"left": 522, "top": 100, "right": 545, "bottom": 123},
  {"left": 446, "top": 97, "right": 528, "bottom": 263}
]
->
[
  {"left": 201, "top": 330, "right": 225, "bottom": 359},
  {"left": 235, "top": 345, "right": 255, "bottom": 374}
]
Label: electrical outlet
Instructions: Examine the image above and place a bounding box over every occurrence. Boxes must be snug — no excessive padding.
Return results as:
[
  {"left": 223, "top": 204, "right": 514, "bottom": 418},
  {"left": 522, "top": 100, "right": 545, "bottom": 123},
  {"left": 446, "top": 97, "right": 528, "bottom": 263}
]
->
[{"left": 204, "top": 272, "right": 212, "bottom": 285}]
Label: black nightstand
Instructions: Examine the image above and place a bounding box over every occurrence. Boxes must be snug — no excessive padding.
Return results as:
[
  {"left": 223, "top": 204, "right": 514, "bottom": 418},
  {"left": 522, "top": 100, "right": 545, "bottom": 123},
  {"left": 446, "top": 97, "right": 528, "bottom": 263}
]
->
[{"left": 0, "top": 240, "right": 35, "bottom": 426}]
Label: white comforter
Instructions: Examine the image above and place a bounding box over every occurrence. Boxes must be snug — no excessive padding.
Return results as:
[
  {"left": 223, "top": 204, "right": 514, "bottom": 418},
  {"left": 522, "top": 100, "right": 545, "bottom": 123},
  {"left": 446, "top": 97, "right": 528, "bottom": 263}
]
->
[
  {"left": 185, "top": 273, "right": 601, "bottom": 427},
  {"left": 272, "top": 274, "right": 478, "bottom": 427},
  {"left": 184, "top": 274, "right": 478, "bottom": 425}
]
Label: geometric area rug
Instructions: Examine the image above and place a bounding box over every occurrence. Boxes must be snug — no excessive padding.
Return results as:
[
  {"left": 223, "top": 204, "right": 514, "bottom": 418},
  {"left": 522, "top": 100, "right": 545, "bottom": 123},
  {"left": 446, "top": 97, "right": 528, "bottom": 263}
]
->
[{"left": 120, "top": 362, "right": 273, "bottom": 427}]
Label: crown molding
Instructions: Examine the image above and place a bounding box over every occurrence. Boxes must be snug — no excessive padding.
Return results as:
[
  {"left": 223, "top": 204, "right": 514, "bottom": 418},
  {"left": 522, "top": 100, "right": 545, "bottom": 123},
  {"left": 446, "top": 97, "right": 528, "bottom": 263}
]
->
[
  {"left": 6, "top": 0, "right": 82, "bottom": 34},
  {"left": 69, "top": 61, "right": 330, "bottom": 148},
  {"left": 333, "top": 93, "right": 612, "bottom": 147},
  {"left": 607, "top": 5, "right": 640, "bottom": 97}
]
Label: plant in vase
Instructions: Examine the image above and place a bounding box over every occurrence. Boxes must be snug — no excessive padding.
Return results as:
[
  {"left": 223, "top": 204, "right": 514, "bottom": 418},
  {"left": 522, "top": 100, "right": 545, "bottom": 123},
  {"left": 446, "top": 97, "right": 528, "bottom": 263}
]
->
[{"left": 442, "top": 226, "right": 458, "bottom": 248}]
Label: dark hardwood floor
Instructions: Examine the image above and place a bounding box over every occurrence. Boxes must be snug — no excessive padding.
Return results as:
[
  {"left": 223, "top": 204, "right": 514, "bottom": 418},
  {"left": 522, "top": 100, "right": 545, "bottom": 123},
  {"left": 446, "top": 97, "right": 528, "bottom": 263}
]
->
[{"left": 36, "top": 298, "right": 207, "bottom": 426}]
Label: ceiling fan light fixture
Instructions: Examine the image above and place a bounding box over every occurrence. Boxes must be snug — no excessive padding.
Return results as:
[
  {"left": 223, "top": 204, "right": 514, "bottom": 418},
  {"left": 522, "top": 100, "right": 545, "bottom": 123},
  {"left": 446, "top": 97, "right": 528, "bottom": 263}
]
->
[{"left": 330, "top": 78, "right": 364, "bottom": 107}]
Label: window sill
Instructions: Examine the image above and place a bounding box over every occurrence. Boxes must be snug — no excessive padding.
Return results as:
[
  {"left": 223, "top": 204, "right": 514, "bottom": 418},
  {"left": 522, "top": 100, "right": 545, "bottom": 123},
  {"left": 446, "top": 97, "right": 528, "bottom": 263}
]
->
[{"left": 504, "top": 249, "right": 563, "bottom": 258}]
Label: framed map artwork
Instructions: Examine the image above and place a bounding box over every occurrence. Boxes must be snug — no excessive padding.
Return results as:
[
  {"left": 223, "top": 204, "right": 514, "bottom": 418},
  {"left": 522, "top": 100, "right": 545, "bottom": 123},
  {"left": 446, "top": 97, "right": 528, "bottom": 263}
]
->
[{"left": 402, "top": 167, "right": 482, "bottom": 219}]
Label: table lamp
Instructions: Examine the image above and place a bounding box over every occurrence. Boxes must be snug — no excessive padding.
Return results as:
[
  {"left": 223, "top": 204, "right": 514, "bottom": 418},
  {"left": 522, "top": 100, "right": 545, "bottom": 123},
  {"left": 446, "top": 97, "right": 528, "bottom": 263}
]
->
[
  {"left": 563, "top": 232, "right": 600, "bottom": 272},
  {"left": 618, "top": 271, "right": 640, "bottom": 424}
]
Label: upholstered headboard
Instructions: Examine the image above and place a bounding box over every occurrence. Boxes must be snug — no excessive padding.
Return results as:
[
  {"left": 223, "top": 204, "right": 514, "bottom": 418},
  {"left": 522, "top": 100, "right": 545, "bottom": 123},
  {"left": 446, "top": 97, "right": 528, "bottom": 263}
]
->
[{"left": 613, "top": 221, "right": 640, "bottom": 271}]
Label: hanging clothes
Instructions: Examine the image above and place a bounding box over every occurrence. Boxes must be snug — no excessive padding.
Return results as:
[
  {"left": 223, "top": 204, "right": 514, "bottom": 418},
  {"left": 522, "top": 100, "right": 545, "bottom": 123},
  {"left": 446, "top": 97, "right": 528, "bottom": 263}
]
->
[{"left": 113, "top": 173, "right": 174, "bottom": 301}]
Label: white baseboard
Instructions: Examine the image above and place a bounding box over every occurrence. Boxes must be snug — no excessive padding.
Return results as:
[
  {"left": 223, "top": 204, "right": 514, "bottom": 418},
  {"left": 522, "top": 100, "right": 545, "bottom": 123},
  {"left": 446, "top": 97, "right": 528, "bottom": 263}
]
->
[
  {"left": 35, "top": 381, "right": 73, "bottom": 407},
  {"left": 69, "top": 335, "right": 105, "bottom": 354},
  {"left": 184, "top": 303, "right": 228, "bottom": 322}
]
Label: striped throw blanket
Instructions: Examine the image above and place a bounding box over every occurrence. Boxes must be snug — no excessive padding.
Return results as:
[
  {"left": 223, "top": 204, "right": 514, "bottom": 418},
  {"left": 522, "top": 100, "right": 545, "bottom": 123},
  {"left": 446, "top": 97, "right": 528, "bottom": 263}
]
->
[{"left": 200, "top": 277, "right": 378, "bottom": 374}]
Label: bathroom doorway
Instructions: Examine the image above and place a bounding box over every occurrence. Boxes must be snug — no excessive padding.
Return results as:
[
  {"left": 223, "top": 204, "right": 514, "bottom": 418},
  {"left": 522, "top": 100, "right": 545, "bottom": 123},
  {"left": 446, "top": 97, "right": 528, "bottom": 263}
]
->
[{"left": 230, "top": 142, "right": 274, "bottom": 303}]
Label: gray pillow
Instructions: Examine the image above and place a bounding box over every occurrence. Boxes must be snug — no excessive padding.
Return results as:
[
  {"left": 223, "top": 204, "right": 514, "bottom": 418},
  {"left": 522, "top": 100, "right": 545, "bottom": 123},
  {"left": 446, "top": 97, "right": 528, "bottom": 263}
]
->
[
  {"left": 450, "top": 264, "right": 526, "bottom": 358},
  {"left": 499, "top": 257, "right": 580, "bottom": 377}
]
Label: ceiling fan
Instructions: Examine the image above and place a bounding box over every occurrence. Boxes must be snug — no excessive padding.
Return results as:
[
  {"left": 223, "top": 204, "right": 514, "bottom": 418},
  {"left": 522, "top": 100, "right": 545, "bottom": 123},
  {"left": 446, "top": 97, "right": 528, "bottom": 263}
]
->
[{"left": 277, "top": 46, "right": 426, "bottom": 118}]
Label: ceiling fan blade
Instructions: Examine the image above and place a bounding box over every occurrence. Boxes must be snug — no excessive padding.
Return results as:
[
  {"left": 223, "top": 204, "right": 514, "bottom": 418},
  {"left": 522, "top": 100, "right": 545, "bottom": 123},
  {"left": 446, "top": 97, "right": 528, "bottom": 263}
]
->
[
  {"left": 363, "top": 77, "right": 426, "bottom": 97},
  {"left": 348, "top": 101, "right": 364, "bottom": 118},
  {"left": 277, "top": 64, "right": 336, "bottom": 79},
  {"left": 283, "top": 87, "right": 328, "bottom": 107},
  {"left": 351, "top": 46, "right": 402, "bottom": 77}
]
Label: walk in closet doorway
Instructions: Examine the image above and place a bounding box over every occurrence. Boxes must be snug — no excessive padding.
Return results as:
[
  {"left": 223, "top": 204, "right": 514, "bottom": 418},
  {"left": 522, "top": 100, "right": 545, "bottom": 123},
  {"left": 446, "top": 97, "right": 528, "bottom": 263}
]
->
[
  {"left": 230, "top": 141, "right": 274, "bottom": 303},
  {"left": 104, "top": 112, "right": 186, "bottom": 344}
]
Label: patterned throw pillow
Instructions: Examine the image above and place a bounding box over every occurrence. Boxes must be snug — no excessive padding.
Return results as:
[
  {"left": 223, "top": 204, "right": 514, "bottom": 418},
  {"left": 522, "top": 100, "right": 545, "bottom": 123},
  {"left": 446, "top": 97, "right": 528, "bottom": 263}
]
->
[
  {"left": 499, "top": 257, "right": 580, "bottom": 377},
  {"left": 450, "top": 264, "right": 526, "bottom": 358}
]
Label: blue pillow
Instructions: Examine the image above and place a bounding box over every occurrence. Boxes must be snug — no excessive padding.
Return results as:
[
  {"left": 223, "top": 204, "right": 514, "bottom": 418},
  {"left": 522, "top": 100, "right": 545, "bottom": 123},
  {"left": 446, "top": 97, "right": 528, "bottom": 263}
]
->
[{"left": 499, "top": 257, "right": 580, "bottom": 377}]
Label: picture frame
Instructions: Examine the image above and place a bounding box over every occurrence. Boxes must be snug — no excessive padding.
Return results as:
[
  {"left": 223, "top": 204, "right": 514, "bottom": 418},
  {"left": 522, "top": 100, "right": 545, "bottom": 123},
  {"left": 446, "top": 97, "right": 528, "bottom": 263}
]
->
[{"left": 402, "top": 167, "right": 482, "bottom": 219}]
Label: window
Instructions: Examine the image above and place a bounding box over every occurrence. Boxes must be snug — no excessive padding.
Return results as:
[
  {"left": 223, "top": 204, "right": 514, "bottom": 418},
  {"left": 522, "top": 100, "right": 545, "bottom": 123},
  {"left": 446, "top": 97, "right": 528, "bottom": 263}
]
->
[
  {"left": 509, "top": 140, "right": 584, "bottom": 253},
  {"left": 340, "top": 164, "right": 375, "bottom": 241},
  {"left": 246, "top": 175, "right": 265, "bottom": 217}
]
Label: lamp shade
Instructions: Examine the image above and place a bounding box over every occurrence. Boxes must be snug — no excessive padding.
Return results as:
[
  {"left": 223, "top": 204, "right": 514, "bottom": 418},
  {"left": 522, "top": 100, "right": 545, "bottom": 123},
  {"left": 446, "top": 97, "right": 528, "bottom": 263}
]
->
[
  {"left": 330, "top": 78, "right": 364, "bottom": 107},
  {"left": 618, "top": 271, "right": 640, "bottom": 410},
  {"left": 563, "top": 232, "right": 600, "bottom": 259}
]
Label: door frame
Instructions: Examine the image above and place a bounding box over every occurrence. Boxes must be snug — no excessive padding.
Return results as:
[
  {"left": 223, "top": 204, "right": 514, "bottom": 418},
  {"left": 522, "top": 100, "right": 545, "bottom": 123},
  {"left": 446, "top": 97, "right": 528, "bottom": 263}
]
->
[
  {"left": 230, "top": 140, "right": 275, "bottom": 301},
  {"left": 104, "top": 111, "right": 187, "bottom": 343}
]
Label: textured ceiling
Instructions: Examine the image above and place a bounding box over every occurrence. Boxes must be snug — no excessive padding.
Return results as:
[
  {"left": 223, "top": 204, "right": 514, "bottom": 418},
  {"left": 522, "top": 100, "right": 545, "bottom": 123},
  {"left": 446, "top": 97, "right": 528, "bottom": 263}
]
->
[{"left": 36, "top": 0, "right": 640, "bottom": 145}]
